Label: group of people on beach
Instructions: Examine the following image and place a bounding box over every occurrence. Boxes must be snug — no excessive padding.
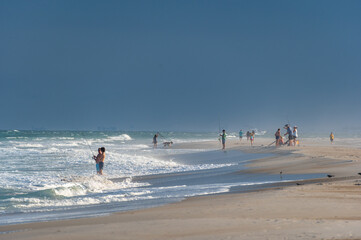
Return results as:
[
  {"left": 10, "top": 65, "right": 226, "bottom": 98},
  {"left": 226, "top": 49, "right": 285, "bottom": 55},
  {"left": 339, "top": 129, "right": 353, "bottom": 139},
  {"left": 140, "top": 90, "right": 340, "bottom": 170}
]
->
[
  {"left": 224, "top": 124, "right": 299, "bottom": 150},
  {"left": 92, "top": 131, "right": 159, "bottom": 175},
  {"left": 219, "top": 129, "right": 256, "bottom": 150},
  {"left": 238, "top": 130, "right": 256, "bottom": 146},
  {"left": 275, "top": 124, "right": 298, "bottom": 147},
  {"left": 93, "top": 127, "right": 335, "bottom": 174}
]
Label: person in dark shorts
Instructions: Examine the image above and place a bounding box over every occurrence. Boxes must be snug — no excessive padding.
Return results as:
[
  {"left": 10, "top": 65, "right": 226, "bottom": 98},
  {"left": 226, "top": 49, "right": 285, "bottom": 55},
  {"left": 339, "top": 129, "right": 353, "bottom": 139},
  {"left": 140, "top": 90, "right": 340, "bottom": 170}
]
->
[
  {"left": 246, "top": 131, "right": 250, "bottom": 141},
  {"left": 284, "top": 124, "right": 293, "bottom": 146},
  {"left": 93, "top": 147, "right": 105, "bottom": 175},
  {"left": 220, "top": 129, "right": 226, "bottom": 150},
  {"left": 99, "top": 147, "right": 105, "bottom": 175},
  {"left": 275, "top": 128, "right": 281, "bottom": 146}
]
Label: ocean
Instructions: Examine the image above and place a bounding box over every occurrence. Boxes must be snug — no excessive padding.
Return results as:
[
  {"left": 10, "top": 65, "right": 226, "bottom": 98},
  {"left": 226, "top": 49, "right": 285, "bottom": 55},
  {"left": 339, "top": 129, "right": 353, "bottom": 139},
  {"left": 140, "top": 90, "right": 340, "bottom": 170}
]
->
[{"left": 0, "top": 130, "right": 323, "bottom": 225}]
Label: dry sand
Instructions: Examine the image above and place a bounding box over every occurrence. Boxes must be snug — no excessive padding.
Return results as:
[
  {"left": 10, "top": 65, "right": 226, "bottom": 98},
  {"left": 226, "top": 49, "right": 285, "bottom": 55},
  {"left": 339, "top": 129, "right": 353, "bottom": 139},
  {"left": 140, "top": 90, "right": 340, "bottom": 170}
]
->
[{"left": 2, "top": 137, "right": 361, "bottom": 240}]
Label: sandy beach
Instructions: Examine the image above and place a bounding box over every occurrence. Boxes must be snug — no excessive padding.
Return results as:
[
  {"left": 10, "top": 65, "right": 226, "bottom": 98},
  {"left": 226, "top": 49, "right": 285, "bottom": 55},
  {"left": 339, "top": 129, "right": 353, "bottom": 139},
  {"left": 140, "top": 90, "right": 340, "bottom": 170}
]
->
[{"left": 2, "top": 138, "right": 361, "bottom": 240}]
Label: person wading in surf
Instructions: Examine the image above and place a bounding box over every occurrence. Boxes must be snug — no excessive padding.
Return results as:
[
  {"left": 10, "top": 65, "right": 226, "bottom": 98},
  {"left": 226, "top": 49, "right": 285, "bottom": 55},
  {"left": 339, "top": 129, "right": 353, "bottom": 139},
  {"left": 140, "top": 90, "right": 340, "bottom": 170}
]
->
[
  {"left": 220, "top": 129, "right": 227, "bottom": 150},
  {"left": 93, "top": 147, "right": 105, "bottom": 175},
  {"left": 153, "top": 134, "right": 158, "bottom": 148}
]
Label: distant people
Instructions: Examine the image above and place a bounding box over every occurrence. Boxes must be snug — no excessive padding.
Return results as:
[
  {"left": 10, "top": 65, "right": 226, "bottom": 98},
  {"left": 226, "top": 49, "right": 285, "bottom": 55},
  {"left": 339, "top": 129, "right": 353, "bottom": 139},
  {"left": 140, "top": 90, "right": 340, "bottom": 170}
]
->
[
  {"left": 239, "top": 129, "right": 243, "bottom": 141},
  {"left": 93, "top": 147, "right": 105, "bottom": 175},
  {"left": 275, "top": 128, "right": 281, "bottom": 147},
  {"left": 220, "top": 129, "right": 227, "bottom": 150},
  {"left": 293, "top": 126, "right": 298, "bottom": 146},
  {"left": 330, "top": 132, "right": 334, "bottom": 143},
  {"left": 153, "top": 134, "right": 158, "bottom": 148},
  {"left": 250, "top": 131, "right": 255, "bottom": 146},
  {"left": 246, "top": 131, "right": 250, "bottom": 141},
  {"left": 284, "top": 124, "right": 293, "bottom": 146}
]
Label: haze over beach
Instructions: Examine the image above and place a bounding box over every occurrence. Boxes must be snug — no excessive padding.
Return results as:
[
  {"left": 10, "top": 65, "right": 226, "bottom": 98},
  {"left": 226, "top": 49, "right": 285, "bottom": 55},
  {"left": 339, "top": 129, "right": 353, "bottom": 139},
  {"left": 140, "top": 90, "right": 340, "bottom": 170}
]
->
[
  {"left": 2, "top": 1, "right": 361, "bottom": 240},
  {"left": 1, "top": 0, "right": 361, "bottom": 133}
]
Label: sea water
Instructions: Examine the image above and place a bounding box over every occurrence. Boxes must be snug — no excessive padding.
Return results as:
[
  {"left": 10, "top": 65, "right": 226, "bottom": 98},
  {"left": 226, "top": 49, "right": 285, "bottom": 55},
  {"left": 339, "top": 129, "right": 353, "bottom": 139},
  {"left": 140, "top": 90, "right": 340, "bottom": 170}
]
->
[{"left": 0, "top": 130, "right": 323, "bottom": 225}]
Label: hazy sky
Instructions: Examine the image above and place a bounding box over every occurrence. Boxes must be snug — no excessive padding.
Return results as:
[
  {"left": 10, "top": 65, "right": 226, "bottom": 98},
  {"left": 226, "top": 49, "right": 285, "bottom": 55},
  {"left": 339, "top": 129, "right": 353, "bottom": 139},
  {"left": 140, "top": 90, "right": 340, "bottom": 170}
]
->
[{"left": 1, "top": 0, "right": 361, "bottom": 132}]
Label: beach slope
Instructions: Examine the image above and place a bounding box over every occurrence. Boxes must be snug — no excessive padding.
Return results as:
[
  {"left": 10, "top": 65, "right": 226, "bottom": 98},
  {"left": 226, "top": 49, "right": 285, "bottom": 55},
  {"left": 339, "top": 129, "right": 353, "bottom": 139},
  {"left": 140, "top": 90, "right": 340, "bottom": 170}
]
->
[{"left": 2, "top": 138, "right": 361, "bottom": 240}]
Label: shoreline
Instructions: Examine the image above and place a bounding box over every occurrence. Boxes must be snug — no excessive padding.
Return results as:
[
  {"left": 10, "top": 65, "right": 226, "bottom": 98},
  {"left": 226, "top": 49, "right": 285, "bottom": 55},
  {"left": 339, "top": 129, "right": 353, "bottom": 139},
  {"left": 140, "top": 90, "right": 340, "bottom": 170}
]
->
[{"left": 2, "top": 138, "right": 361, "bottom": 239}]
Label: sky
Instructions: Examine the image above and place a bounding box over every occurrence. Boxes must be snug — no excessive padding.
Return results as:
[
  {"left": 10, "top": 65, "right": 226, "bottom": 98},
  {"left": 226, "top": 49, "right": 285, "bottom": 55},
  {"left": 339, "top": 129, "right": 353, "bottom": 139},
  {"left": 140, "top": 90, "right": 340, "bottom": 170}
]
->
[{"left": 1, "top": 0, "right": 361, "bottom": 133}]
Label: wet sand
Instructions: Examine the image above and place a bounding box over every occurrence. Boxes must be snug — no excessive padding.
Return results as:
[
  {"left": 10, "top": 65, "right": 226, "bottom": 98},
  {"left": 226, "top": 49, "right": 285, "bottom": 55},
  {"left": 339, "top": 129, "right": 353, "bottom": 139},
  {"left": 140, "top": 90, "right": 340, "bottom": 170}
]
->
[{"left": 2, "top": 137, "right": 361, "bottom": 240}]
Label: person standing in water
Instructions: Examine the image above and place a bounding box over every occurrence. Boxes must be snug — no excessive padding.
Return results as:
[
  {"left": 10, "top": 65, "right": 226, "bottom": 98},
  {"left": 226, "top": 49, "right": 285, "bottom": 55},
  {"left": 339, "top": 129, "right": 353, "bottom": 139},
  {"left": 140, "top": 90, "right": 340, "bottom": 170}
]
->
[
  {"left": 93, "top": 148, "right": 101, "bottom": 174},
  {"left": 153, "top": 134, "right": 158, "bottom": 148},
  {"left": 239, "top": 129, "right": 243, "bottom": 142},
  {"left": 93, "top": 147, "right": 105, "bottom": 175},
  {"left": 330, "top": 132, "right": 334, "bottom": 144},
  {"left": 99, "top": 147, "right": 105, "bottom": 175},
  {"left": 220, "top": 129, "right": 226, "bottom": 150}
]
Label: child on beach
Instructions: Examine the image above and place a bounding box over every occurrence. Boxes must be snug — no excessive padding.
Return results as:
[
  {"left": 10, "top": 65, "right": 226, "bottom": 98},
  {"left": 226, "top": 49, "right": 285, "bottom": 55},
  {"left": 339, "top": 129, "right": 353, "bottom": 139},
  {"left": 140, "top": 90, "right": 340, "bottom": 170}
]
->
[
  {"left": 250, "top": 131, "right": 255, "bottom": 146},
  {"left": 330, "top": 132, "right": 334, "bottom": 143},
  {"left": 220, "top": 129, "right": 226, "bottom": 150},
  {"left": 279, "top": 135, "right": 284, "bottom": 145},
  {"left": 246, "top": 131, "right": 250, "bottom": 141}
]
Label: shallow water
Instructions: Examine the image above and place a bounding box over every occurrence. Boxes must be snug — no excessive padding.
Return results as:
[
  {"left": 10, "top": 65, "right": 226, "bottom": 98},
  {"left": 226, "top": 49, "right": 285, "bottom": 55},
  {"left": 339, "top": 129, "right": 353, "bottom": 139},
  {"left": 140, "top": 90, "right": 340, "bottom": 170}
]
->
[{"left": 0, "top": 130, "right": 324, "bottom": 225}]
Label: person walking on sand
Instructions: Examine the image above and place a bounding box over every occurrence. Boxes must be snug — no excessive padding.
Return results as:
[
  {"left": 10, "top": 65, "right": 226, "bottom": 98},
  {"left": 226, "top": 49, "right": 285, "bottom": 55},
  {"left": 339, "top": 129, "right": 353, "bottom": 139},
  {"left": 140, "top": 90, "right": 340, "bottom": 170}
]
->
[
  {"left": 220, "top": 129, "right": 227, "bottom": 150},
  {"left": 330, "top": 132, "right": 334, "bottom": 144},
  {"left": 153, "top": 134, "right": 158, "bottom": 148},
  {"left": 246, "top": 131, "right": 250, "bottom": 141},
  {"left": 250, "top": 131, "right": 255, "bottom": 146},
  {"left": 275, "top": 128, "right": 281, "bottom": 147},
  {"left": 239, "top": 129, "right": 243, "bottom": 142},
  {"left": 284, "top": 124, "right": 293, "bottom": 146},
  {"left": 93, "top": 147, "right": 105, "bottom": 175}
]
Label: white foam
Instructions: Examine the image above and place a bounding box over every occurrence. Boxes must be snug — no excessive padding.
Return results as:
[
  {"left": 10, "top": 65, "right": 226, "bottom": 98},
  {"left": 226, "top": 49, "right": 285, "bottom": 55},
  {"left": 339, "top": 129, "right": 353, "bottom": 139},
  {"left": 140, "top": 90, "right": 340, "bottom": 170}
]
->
[
  {"left": 106, "top": 134, "right": 132, "bottom": 141},
  {"left": 0, "top": 131, "right": 267, "bottom": 219},
  {"left": 15, "top": 143, "right": 44, "bottom": 148}
]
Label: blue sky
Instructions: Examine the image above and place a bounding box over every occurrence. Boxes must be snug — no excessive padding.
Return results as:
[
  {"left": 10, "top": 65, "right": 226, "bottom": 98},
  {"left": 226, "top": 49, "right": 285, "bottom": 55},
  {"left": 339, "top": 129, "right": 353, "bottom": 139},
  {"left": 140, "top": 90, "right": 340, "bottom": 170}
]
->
[{"left": 1, "top": 0, "right": 361, "bottom": 132}]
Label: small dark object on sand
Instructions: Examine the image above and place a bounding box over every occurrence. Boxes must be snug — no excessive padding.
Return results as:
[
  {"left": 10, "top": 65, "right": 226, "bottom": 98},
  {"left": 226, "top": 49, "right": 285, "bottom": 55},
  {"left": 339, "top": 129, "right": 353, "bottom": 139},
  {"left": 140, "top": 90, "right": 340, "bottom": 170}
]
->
[
  {"left": 296, "top": 183, "right": 304, "bottom": 186},
  {"left": 358, "top": 173, "right": 361, "bottom": 175},
  {"left": 327, "top": 174, "right": 334, "bottom": 178}
]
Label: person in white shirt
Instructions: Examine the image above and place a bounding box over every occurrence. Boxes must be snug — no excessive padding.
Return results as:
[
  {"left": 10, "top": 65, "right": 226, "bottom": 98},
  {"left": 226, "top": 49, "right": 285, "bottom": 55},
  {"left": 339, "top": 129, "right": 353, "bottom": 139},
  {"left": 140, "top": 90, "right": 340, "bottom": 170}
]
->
[{"left": 293, "top": 126, "right": 298, "bottom": 146}]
